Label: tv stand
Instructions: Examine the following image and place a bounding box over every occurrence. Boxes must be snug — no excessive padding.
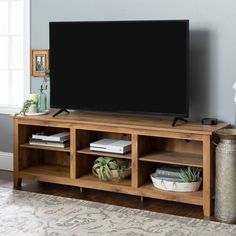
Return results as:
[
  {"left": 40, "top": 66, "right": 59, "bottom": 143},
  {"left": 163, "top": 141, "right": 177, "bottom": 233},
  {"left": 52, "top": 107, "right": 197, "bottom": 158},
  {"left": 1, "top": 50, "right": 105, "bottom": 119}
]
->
[
  {"left": 52, "top": 109, "right": 70, "bottom": 117},
  {"left": 172, "top": 117, "right": 188, "bottom": 127},
  {"left": 12, "top": 110, "right": 227, "bottom": 217}
]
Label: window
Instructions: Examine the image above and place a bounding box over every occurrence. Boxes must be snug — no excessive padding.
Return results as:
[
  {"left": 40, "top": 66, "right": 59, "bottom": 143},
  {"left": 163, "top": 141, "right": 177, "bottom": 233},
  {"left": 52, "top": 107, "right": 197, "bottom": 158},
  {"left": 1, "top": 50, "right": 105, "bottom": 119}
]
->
[{"left": 0, "top": 0, "right": 30, "bottom": 114}]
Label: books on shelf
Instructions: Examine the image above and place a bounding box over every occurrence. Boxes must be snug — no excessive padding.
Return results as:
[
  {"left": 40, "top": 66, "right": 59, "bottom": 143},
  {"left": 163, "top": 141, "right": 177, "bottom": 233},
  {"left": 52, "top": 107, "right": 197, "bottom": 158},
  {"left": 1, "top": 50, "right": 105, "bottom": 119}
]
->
[
  {"left": 29, "top": 131, "right": 70, "bottom": 148},
  {"left": 155, "top": 166, "right": 182, "bottom": 178},
  {"left": 29, "top": 138, "right": 70, "bottom": 148},
  {"left": 153, "top": 167, "right": 184, "bottom": 182},
  {"left": 32, "top": 131, "right": 70, "bottom": 142}
]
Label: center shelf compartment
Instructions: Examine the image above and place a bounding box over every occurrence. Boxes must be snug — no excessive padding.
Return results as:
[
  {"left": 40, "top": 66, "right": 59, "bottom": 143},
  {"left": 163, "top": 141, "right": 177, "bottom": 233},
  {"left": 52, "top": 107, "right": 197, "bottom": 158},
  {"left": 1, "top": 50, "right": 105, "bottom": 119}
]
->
[
  {"left": 78, "top": 173, "right": 131, "bottom": 187},
  {"left": 76, "top": 129, "right": 131, "bottom": 153},
  {"left": 74, "top": 173, "right": 133, "bottom": 195},
  {"left": 75, "top": 129, "right": 132, "bottom": 179},
  {"left": 75, "top": 151, "right": 132, "bottom": 183}
]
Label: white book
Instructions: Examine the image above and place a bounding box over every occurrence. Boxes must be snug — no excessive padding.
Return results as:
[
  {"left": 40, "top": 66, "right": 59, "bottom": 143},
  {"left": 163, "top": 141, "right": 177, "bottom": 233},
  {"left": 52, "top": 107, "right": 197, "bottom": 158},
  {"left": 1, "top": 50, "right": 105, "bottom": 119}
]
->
[
  {"left": 29, "top": 141, "right": 70, "bottom": 148},
  {"left": 32, "top": 131, "right": 70, "bottom": 142}
]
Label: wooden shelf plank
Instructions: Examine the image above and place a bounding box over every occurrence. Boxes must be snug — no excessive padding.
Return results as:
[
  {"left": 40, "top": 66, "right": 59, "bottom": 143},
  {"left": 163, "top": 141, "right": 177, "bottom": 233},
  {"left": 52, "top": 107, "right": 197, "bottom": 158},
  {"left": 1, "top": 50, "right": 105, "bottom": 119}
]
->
[
  {"left": 20, "top": 143, "right": 70, "bottom": 152},
  {"left": 77, "top": 173, "right": 131, "bottom": 190},
  {"left": 77, "top": 147, "right": 131, "bottom": 159},
  {"left": 139, "top": 151, "right": 203, "bottom": 168},
  {"left": 139, "top": 182, "right": 203, "bottom": 205},
  {"left": 19, "top": 165, "right": 70, "bottom": 178}
]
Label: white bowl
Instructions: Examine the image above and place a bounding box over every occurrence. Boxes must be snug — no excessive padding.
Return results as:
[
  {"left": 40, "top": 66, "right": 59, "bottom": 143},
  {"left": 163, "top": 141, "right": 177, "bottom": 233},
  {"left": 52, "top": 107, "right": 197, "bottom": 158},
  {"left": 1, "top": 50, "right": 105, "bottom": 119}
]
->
[{"left": 150, "top": 173, "right": 202, "bottom": 192}]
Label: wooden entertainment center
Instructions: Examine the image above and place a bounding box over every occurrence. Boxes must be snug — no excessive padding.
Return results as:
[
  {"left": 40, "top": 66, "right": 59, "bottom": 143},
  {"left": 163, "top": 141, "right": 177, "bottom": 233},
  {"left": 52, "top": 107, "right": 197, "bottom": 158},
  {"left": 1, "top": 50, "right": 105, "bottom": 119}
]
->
[{"left": 12, "top": 111, "right": 227, "bottom": 216}]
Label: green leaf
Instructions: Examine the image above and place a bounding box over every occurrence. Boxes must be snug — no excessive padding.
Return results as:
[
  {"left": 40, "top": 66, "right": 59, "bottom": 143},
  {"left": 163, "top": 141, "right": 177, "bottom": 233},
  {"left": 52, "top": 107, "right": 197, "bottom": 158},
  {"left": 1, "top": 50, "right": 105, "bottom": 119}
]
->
[
  {"left": 109, "top": 161, "right": 118, "bottom": 170},
  {"left": 178, "top": 167, "right": 201, "bottom": 183}
]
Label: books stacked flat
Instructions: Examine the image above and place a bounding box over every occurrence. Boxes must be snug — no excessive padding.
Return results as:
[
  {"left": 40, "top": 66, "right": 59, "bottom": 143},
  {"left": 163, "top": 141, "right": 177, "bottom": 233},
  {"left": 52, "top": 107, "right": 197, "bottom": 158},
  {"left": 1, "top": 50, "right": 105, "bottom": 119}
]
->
[
  {"left": 155, "top": 166, "right": 183, "bottom": 182},
  {"left": 29, "top": 131, "right": 70, "bottom": 148}
]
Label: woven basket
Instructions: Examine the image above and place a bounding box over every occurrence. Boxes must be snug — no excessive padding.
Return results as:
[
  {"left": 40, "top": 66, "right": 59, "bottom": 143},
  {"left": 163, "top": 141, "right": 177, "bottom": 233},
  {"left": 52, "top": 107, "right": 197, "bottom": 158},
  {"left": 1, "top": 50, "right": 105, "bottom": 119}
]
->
[
  {"left": 111, "top": 168, "right": 131, "bottom": 179},
  {"left": 150, "top": 173, "right": 202, "bottom": 192}
]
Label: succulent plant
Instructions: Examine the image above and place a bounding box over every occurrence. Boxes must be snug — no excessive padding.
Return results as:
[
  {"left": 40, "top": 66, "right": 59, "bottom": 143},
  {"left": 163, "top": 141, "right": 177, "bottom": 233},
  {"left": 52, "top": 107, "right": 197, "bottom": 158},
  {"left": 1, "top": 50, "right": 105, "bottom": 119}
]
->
[
  {"left": 115, "top": 161, "right": 131, "bottom": 180},
  {"left": 92, "top": 157, "right": 118, "bottom": 181},
  {"left": 178, "top": 167, "right": 201, "bottom": 183},
  {"left": 92, "top": 157, "right": 130, "bottom": 181}
]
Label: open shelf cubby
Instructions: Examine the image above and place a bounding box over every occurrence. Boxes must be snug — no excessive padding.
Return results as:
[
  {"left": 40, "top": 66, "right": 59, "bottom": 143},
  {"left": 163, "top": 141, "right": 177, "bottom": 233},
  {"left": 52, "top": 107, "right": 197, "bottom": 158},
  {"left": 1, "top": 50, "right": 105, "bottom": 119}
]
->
[
  {"left": 13, "top": 111, "right": 227, "bottom": 217},
  {"left": 18, "top": 147, "right": 70, "bottom": 181},
  {"left": 139, "top": 182, "right": 203, "bottom": 205},
  {"left": 76, "top": 129, "right": 131, "bottom": 152},
  {"left": 78, "top": 173, "right": 132, "bottom": 188},
  {"left": 138, "top": 136, "right": 203, "bottom": 168},
  {"left": 17, "top": 124, "right": 70, "bottom": 180}
]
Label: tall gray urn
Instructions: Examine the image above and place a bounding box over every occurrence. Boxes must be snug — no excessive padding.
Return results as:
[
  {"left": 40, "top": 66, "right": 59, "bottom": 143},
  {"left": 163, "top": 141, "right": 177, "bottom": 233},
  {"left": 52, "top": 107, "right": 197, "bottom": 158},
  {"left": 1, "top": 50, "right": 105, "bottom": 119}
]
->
[{"left": 215, "top": 129, "right": 236, "bottom": 223}]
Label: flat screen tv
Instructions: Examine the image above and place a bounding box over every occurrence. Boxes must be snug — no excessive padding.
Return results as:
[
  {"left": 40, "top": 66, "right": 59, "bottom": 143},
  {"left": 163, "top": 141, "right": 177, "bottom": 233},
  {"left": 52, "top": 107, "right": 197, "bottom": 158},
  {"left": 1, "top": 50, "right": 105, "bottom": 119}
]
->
[{"left": 50, "top": 20, "right": 189, "bottom": 117}]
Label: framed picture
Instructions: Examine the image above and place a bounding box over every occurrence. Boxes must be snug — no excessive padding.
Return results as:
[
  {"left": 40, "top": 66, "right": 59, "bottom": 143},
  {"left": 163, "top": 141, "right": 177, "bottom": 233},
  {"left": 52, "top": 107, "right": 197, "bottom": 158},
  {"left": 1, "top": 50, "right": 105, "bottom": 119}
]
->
[{"left": 32, "top": 49, "right": 49, "bottom": 77}]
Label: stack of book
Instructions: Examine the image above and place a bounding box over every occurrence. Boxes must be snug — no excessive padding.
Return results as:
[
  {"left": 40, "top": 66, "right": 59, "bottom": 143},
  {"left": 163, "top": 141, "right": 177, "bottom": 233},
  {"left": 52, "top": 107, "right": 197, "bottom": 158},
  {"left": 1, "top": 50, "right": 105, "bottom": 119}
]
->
[
  {"left": 29, "top": 131, "right": 70, "bottom": 148},
  {"left": 155, "top": 166, "right": 183, "bottom": 182}
]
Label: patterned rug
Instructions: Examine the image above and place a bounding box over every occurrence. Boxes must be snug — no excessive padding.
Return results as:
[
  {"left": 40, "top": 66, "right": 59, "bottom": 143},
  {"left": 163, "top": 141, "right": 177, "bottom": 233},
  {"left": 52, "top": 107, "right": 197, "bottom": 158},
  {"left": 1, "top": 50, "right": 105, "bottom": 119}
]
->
[{"left": 0, "top": 187, "right": 235, "bottom": 236}]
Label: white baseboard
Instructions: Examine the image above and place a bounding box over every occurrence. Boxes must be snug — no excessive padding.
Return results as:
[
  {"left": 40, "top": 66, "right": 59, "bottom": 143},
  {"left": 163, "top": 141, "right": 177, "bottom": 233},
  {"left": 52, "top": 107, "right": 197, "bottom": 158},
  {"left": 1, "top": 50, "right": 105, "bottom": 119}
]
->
[{"left": 0, "top": 152, "right": 13, "bottom": 171}]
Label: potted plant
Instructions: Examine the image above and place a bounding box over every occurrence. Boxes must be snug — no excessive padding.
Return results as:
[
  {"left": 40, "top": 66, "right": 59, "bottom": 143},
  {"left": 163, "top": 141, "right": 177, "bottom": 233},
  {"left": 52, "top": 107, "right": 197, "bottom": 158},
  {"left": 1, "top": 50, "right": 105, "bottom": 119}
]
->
[
  {"left": 178, "top": 167, "right": 201, "bottom": 183},
  {"left": 151, "top": 167, "right": 202, "bottom": 192},
  {"left": 15, "top": 99, "right": 38, "bottom": 116},
  {"left": 110, "top": 159, "right": 131, "bottom": 180},
  {"left": 92, "top": 157, "right": 131, "bottom": 181}
]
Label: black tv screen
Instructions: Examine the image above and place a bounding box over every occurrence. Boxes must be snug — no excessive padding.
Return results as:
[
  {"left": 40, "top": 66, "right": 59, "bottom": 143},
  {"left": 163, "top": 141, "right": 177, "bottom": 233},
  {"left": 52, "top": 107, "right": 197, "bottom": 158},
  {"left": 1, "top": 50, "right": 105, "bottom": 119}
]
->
[{"left": 50, "top": 20, "right": 189, "bottom": 117}]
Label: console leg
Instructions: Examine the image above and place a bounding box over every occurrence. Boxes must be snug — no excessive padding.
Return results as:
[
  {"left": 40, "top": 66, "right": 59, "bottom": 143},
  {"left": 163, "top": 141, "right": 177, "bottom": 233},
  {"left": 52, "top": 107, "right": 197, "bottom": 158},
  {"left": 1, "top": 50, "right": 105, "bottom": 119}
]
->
[
  {"left": 14, "top": 178, "right": 22, "bottom": 189},
  {"left": 141, "top": 196, "right": 144, "bottom": 202},
  {"left": 80, "top": 187, "right": 83, "bottom": 193}
]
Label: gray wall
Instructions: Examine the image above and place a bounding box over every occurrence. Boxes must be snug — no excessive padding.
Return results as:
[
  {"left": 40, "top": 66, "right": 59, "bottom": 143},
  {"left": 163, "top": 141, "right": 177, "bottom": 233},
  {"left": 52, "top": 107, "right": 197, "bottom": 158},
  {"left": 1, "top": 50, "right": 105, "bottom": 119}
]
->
[
  {"left": 0, "top": 115, "right": 13, "bottom": 152},
  {"left": 1, "top": 0, "right": 236, "bottom": 152}
]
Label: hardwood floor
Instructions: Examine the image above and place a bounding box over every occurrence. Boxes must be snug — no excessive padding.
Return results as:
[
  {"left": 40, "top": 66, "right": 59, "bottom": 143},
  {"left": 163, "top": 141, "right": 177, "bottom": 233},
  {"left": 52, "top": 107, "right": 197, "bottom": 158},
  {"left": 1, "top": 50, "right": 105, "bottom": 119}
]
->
[{"left": 0, "top": 170, "right": 208, "bottom": 220}]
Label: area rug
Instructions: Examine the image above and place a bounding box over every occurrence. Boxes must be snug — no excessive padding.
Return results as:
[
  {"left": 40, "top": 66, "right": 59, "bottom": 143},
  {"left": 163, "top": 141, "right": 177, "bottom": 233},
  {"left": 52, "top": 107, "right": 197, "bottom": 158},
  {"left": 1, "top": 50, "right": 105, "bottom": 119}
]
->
[{"left": 0, "top": 187, "right": 235, "bottom": 236}]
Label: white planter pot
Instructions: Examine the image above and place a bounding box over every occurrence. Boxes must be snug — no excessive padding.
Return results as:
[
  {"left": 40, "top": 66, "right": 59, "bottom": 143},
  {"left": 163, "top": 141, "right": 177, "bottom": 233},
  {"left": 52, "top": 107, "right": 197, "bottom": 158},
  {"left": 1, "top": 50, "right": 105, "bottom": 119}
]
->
[{"left": 150, "top": 173, "right": 202, "bottom": 192}]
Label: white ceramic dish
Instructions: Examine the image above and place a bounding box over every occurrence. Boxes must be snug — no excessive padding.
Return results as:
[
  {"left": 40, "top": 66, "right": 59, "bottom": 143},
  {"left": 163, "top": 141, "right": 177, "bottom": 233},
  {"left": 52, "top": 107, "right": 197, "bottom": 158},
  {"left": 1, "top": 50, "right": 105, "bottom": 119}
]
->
[
  {"left": 25, "top": 111, "right": 49, "bottom": 116},
  {"left": 150, "top": 173, "right": 202, "bottom": 192}
]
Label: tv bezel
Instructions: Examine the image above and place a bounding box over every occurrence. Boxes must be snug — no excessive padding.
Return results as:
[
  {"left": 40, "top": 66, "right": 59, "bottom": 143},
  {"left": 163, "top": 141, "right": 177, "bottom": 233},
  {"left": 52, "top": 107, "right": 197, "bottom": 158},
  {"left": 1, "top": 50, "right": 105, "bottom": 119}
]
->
[{"left": 49, "top": 20, "right": 189, "bottom": 118}]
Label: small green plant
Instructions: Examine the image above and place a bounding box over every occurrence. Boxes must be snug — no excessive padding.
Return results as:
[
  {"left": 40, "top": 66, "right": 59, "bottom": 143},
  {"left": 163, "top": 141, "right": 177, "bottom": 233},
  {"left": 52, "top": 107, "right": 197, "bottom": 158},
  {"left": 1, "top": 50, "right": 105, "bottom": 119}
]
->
[
  {"left": 14, "top": 99, "right": 37, "bottom": 116},
  {"left": 92, "top": 157, "right": 118, "bottom": 181},
  {"left": 44, "top": 68, "right": 50, "bottom": 79},
  {"left": 41, "top": 68, "right": 50, "bottom": 91},
  {"left": 116, "top": 161, "right": 130, "bottom": 180},
  {"left": 178, "top": 167, "right": 201, "bottom": 183},
  {"left": 92, "top": 157, "right": 130, "bottom": 181}
]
